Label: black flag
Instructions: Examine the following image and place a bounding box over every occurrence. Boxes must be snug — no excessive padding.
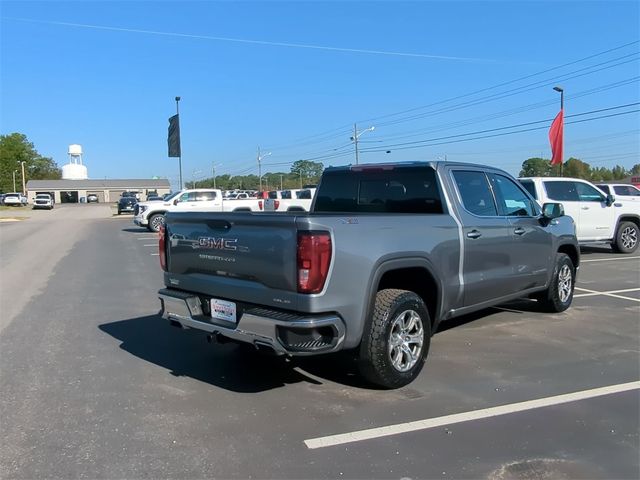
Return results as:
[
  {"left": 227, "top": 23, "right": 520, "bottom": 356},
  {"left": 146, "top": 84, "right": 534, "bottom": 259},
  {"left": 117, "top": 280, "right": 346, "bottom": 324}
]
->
[{"left": 168, "top": 114, "right": 181, "bottom": 157}]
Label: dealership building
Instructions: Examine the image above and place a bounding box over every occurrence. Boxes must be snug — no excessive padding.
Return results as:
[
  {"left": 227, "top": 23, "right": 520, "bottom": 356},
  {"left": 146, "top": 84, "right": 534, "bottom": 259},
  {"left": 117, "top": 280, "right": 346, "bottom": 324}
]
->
[
  {"left": 25, "top": 178, "right": 171, "bottom": 204},
  {"left": 24, "top": 144, "right": 171, "bottom": 203}
]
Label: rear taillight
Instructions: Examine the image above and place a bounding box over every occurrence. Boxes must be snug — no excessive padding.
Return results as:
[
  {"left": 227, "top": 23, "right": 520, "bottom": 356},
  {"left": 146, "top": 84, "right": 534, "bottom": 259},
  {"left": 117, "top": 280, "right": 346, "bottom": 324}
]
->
[
  {"left": 274, "top": 200, "right": 280, "bottom": 210},
  {"left": 159, "top": 225, "right": 167, "bottom": 271},
  {"left": 297, "top": 232, "right": 332, "bottom": 294}
]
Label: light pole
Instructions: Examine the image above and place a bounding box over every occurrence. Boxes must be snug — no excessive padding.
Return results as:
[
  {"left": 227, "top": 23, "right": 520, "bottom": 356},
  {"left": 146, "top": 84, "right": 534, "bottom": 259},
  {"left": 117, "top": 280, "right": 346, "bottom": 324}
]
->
[
  {"left": 175, "top": 96, "right": 183, "bottom": 190},
  {"left": 20, "top": 161, "right": 26, "bottom": 195},
  {"left": 280, "top": 174, "right": 283, "bottom": 190},
  {"left": 553, "top": 86, "right": 564, "bottom": 176},
  {"left": 256, "top": 148, "right": 271, "bottom": 191},
  {"left": 351, "top": 124, "right": 375, "bottom": 165},
  {"left": 13, "top": 170, "right": 17, "bottom": 192}
]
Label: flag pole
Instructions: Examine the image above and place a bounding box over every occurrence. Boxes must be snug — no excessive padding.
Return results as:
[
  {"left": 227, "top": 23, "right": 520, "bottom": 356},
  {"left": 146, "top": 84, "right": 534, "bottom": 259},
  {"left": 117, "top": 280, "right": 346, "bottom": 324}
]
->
[
  {"left": 553, "top": 86, "right": 564, "bottom": 177},
  {"left": 175, "top": 96, "right": 182, "bottom": 190}
]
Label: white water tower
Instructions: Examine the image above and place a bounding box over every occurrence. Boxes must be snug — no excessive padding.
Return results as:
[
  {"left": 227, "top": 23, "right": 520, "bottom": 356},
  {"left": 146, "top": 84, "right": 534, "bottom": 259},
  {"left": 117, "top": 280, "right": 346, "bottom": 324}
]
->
[{"left": 62, "top": 144, "right": 88, "bottom": 180}]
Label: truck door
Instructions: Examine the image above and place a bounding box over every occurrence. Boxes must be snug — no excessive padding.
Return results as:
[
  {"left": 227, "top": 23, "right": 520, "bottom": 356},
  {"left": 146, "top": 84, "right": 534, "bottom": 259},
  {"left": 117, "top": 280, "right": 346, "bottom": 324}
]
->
[
  {"left": 543, "top": 180, "right": 613, "bottom": 241},
  {"left": 575, "top": 181, "right": 616, "bottom": 240},
  {"left": 489, "top": 173, "right": 551, "bottom": 292},
  {"left": 451, "top": 170, "right": 514, "bottom": 307}
]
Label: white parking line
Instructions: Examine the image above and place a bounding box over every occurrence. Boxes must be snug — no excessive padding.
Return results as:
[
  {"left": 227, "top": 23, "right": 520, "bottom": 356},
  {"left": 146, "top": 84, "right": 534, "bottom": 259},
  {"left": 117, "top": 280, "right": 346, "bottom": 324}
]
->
[
  {"left": 143, "top": 244, "right": 156, "bottom": 247},
  {"left": 581, "top": 256, "right": 640, "bottom": 263},
  {"left": 574, "top": 287, "right": 640, "bottom": 302},
  {"left": 137, "top": 237, "right": 157, "bottom": 241},
  {"left": 150, "top": 253, "right": 159, "bottom": 256},
  {"left": 304, "top": 381, "right": 640, "bottom": 449}
]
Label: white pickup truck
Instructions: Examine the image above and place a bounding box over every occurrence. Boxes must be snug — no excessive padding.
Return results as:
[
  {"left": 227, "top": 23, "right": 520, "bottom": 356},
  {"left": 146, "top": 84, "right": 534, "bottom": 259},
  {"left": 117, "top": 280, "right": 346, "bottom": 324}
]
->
[
  {"left": 263, "top": 188, "right": 316, "bottom": 212},
  {"left": 519, "top": 177, "right": 640, "bottom": 253},
  {"left": 134, "top": 188, "right": 262, "bottom": 232}
]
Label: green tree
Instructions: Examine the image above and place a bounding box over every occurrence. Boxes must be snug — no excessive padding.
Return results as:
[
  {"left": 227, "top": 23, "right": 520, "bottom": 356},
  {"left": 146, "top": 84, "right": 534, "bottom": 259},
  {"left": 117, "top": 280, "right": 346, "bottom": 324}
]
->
[
  {"left": 591, "top": 167, "right": 613, "bottom": 182},
  {"left": 290, "top": 160, "right": 324, "bottom": 184},
  {"left": 562, "top": 157, "right": 592, "bottom": 179},
  {"left": 0, "top": 133, "right": 61, "bottom": 192},
  {"left": 630, "top": 164, "right": 640, "bottom": 176},
  {"left": 519, "top": 157, "right": 552, "bottom": 177},
  {"left": 610, "top": 164, "right": 629, "bottom": 180}
]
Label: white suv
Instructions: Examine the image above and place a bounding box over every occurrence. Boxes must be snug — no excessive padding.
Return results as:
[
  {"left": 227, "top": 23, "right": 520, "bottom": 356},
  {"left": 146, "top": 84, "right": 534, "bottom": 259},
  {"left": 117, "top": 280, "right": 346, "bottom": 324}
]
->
[{"left": 519, "top": 177, "right": 640, "bottom": 253}]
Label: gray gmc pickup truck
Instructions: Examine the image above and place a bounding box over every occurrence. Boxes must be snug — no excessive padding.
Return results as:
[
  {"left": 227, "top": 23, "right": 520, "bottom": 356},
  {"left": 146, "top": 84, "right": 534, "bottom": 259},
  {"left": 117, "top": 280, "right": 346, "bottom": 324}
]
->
[{"left": 158, "top": 162, "right": 579, "bottom": 388}]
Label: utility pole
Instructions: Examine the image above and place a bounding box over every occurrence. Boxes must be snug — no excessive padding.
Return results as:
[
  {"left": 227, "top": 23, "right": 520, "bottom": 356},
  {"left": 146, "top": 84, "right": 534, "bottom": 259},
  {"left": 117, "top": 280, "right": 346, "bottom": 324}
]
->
[
  {"left": 353, "top": 123, "right": 359, "bottom": 165},
  {"left": 280, "top": 174, "right": 283, "bottom": 190},
  {"left": 212, "top": 163, "right": 217, "bottom": 189},
  {"left": 20, "top": 161, "right": 26, "bottom": 195},
  {"left": 351, "top": 123, "right": 375, "bottom": 165},
  {"left": 13, "top": 170, "right": 17, "bottom": 192}
]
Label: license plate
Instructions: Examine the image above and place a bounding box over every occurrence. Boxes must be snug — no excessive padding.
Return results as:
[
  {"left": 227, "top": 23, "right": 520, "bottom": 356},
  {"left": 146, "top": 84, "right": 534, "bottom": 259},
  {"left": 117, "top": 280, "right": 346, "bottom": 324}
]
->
[{"left": 210, "top": 298, "right": 237, "bottom": 324}]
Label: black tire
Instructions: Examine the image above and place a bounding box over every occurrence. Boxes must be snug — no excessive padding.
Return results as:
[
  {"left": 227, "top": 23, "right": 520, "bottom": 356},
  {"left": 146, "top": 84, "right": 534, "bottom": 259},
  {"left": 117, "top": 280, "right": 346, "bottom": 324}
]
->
[
  {"left": 358, "top": 289, "right": 431, "bottom": 389},
  {"left": 612, "top": 221, "right": 639, "bottom": 254},
  {"left": 117, "top": 210, "right": 121, "bottom": 215},
  {"left": 148, "top": 213, "right": 165, "bottom": 232},
  {"left": 536, "top": 253, "right": 575, "bottom": 313}
]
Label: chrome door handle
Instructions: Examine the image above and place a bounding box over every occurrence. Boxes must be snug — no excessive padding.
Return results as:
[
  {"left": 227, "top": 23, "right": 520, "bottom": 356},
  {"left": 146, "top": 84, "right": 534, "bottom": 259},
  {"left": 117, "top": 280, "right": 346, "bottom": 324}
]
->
[
  {"left": 514, "top": 227, "right": 526, "bottom": 235},
  {"left": 466, "top": 230, "right": 482, "bottom": 239}
]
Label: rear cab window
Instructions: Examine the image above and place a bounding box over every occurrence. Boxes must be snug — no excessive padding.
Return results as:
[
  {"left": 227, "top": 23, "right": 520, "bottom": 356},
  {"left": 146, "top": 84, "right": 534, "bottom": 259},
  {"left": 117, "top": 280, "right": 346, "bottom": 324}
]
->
[
  {"left": 314, "top": 165, "right": 444, "bottom": 214},
  {"left": 518, "top": 179, "right": 537, "bottom": 200},
  {"left": 543, "top": 181, "right": 579, "bottom": 201}
]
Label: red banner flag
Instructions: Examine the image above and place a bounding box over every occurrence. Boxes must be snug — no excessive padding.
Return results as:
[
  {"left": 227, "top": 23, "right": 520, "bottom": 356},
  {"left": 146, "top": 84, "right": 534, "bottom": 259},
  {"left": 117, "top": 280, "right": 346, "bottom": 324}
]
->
[{"left": 549, "top": 109, "right": 563, "bottom": 165}]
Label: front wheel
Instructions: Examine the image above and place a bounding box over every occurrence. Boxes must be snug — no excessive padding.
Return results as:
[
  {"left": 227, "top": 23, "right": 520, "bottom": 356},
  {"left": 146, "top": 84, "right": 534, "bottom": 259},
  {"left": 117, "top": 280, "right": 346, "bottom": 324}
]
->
[
  {"left": 612, "top": 221, "right": 639, "bottom": 254},
  {"left": 148, "top": 213, "right": 165, "bottom": 232},
  {"left": 536, "top": 253, "right": 575, "bottom": 313},
  {"left": 358, "top": 289, "right": 431, "bottom": 389}
]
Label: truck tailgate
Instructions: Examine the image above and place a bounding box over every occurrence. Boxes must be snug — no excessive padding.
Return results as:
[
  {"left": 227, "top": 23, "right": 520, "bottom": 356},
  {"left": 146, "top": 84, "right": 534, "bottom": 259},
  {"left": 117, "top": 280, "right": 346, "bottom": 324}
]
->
[{"left": 165, "top": 211, "right": 299, "bottom": 291}]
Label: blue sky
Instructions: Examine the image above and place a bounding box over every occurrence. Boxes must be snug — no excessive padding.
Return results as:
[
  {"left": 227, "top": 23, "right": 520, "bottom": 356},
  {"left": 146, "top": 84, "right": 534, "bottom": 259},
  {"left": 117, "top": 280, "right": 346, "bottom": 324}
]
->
[{"left": 1, "top": 0, "right": 639, "bottom": 189}]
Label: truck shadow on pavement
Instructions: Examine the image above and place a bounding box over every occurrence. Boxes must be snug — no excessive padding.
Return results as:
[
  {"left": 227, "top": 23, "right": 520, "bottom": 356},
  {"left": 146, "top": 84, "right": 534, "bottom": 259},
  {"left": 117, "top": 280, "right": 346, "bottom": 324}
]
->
[
  {"left": 100, "top": 299, "right": 550, "bottom": 392},
  {"left": 99, "top": 315, "right": 325, "bottom": 393}
]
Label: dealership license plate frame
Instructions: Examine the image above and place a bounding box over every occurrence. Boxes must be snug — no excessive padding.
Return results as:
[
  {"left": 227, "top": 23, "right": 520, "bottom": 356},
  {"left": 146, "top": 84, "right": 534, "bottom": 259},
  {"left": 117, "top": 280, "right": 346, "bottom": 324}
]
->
[{"left": 210, "top": 298, "right": 237, "bottom": 324}]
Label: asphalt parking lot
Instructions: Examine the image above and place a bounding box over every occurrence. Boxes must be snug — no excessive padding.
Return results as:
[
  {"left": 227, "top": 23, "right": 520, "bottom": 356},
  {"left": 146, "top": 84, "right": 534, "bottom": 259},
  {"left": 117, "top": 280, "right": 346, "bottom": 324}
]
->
[{"left": 1, "top": 209, "right": 638, "bottom": 479}]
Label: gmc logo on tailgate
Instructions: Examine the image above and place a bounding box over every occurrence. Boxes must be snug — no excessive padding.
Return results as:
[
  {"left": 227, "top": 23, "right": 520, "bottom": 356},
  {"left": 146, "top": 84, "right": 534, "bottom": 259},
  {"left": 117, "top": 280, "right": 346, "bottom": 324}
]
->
[{"left": 197, "top": 237, "right": 238, "bottom": 251}]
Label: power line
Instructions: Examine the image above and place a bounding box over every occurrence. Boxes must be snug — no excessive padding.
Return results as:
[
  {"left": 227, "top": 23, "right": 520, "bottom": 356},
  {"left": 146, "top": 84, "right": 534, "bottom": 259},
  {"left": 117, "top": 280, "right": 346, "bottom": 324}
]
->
[
  {"left": 356, "top": 40, "right": 640, "bottom": 124},
  {"left": 251, "top": 41, "right": 639, "bottom": 157},
  {"left": 361, "top": 109, "right": 639, "bottom": 154}
]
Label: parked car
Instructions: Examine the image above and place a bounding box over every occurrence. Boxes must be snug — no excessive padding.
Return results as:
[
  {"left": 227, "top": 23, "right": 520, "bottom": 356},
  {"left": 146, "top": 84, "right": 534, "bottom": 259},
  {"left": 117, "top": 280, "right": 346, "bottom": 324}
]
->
[
  {"left": 32, "top": 193, "right": 54, "bottom": 210},
  {"left": 158, "top": 161, "right": 579, "bottom": 388},
  {"left": 3, "top": 193, "right": 24, "bottom": 206},
  {"left": 121, "top": 191, "right": 141, "bottom": 200},
  {"left": 146, "top": 195, "right": 163, "bottom": 202},
  {"left": 595, "top": 183, "right": 640, "bottom": 202},
  {"left": 87, "top": 194, "right": 99, "bottom": 203},
  {"left": 519, "top": 177, "right": 640, "bottom": 253},
  {"left": 117, "top": 196, "right": 137, "bottom": 215}
]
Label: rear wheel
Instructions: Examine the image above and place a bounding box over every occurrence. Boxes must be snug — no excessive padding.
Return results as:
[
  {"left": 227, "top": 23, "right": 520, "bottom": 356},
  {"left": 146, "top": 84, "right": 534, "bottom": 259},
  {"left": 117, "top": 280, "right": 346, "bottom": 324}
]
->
[
  {"left": 612, "top": 221, "right": 639, "bottom": 254},
  {"left": 536, "top": 253, "right": 575, "bottom": 313},
  {"left": 358, "top": 289, "right": 431, "bottom": 389},
  {"left": 148, "top": 213, "right": 165, "bottom": 232}
]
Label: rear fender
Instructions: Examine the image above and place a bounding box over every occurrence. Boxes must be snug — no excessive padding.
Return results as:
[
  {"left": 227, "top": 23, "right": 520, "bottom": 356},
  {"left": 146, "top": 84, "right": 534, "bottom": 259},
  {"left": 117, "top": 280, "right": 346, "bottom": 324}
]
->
[{"left": 359, "top": 256, "right": 444, "bottom": 346}]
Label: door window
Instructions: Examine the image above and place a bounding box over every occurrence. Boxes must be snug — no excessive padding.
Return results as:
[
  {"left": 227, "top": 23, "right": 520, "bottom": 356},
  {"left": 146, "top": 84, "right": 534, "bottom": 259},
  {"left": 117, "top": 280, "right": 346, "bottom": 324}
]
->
[
  {"left": 614, "top": 185, "right": 640, "bottom": 196},
  {"left": 453, "top": 171, "right": 498, "bottom": 217},
  {"left": 576, "top": 182, "right": 605, "bottom": 202},
  {"left": 490, "top": 174, "right": 537, "bottom": 217},
  {"left": 195, "top": 191, "right": 216, "bottom": 201}
]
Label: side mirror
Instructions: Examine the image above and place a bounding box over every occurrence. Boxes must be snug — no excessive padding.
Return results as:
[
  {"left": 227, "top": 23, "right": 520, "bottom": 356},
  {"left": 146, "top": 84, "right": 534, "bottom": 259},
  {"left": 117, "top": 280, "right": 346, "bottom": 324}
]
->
[
  {"left": 605, "top": 194, "right": 615, "bottom": 207},
  {"left": 173, "top": 199, "right": 179, "bottom": 206},
  {"left": 541, "top": 202, "right": 564, "bottom": 220}
]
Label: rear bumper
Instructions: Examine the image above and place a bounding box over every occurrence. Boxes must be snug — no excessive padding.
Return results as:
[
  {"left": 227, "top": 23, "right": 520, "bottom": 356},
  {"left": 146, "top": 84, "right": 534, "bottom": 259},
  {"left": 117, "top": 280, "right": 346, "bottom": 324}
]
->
[{"left": 158, "top": 288, "right": 346, "bottom": 355}]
